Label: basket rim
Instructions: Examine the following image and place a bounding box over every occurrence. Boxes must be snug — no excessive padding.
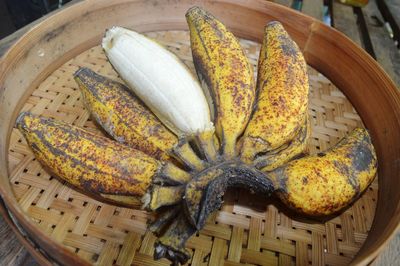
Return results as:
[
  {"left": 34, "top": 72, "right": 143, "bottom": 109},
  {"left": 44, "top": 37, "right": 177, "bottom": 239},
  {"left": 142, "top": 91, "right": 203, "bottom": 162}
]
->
[{"left": 0, "top": 0, "right": 399, "bottom": 265}]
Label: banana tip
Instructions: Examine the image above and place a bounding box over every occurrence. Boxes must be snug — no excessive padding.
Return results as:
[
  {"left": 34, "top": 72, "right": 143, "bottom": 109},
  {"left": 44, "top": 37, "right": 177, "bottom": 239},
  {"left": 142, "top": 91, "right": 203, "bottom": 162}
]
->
[
  {"left": 102, "top": 26, "right": 123, "bottom": 51},
  {"left": 141, "top": 192, "right": 151, "bottom": 210},
  {"left": 15, "top": 111, "right": 30, "bottom": 128},
  {"left": 73, "top": 67, "right": 90, "bottom": 79},
  {"left": 185, "top": 6, "right": 202, "bottom": 17},
  {"left": 265, "top": 21, "right": 284, "bottom": 30}
]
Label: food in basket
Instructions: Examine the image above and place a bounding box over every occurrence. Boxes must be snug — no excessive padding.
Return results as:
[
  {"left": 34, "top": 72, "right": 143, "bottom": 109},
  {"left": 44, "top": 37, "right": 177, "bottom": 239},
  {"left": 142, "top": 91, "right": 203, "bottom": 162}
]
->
[
  {"left": 16, "top": 6, "right": 377, "bottom": 265},
  {"left": 16, "top": 112, "right": 190, "bottom": 208},
  {"left": 240, "top": 21, "right": 310, "bottom": 171},
  {"left": 186, "top": 7, "right": 255, "bottom": 159}
]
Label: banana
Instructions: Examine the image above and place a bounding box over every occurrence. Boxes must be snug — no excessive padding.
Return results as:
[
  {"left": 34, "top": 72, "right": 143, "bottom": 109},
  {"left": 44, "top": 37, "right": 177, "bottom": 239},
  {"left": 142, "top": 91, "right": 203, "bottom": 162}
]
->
[
  {"left": 186, "top": 6, "right": 255, "bottom": 159},
  {"left": 75, "top": 68, "right": 205, "bottom": 171},
  {"left": 16, "top": 112, "right": 188, "bottom": 207},
  {"left": 272, "top": 128, "right": 377, "bottom": 216},
  {"left": 102, "top": 27, "right": 217, "bottom": 163},
  {"left": 74, "top": 67, "right": 177, "bottom": 161},
  {"left": 241, "top": 21, "right": 309, "bottom": 163}
]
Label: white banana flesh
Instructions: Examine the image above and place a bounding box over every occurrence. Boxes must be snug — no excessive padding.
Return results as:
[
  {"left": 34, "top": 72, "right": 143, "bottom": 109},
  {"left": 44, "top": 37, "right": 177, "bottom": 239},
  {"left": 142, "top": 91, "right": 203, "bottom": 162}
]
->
[{"left": 102, "top": 27, "right": 214, "bottom": 137}]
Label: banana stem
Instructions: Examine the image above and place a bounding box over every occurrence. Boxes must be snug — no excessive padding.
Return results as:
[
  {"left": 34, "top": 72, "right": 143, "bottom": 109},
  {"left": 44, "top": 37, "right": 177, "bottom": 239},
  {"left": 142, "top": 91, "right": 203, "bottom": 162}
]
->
[
  {"left": 195, "top": 130, "right": 219, "bottom": 162},
  {"left": 154, "top": 213, "right": 195, "bottom": 265},
  {"left": 147, "top": 185, "right": 185, "bottom": 211},
  {"left": 239, "top": 137, "right": 265, "bottom": 164},
  {"left": 149, "top": 207, "right": 180, "bottom": 235},
  {"left": 184, "top": 162, "right": 275, "bottom": 229},
  {"left": 154, "top": 163, "right": 191, "bottom": 185},
  {"left": 172, "top": 139, "right": 206, "bottom": 171},
  {"left": 222, "top": 135, "right": 237, "bottom": 160}
]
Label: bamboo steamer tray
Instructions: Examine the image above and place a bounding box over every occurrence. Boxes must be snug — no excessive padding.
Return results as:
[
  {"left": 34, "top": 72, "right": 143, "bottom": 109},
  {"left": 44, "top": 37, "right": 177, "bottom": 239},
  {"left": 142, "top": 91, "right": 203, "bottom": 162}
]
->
[{"left": 0, "top": 0, "right": 399, "bottom": 265}]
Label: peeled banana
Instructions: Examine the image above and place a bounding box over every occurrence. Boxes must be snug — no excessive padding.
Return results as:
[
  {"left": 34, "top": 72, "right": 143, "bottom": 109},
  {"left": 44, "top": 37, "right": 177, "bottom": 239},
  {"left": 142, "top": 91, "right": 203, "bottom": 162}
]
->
[
  {"left": 187, "top": 7, "right": 255, "bottom": 159},
  {"left": 17, "top": 7, "right": 378, "bottom": 266}
]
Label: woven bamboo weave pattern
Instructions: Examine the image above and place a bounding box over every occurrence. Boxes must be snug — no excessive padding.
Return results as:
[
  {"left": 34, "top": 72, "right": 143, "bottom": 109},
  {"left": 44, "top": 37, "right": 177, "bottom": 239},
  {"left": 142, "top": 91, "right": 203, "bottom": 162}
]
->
[{"left": 7, "top": 31, "right": 378, "bottom": 266}]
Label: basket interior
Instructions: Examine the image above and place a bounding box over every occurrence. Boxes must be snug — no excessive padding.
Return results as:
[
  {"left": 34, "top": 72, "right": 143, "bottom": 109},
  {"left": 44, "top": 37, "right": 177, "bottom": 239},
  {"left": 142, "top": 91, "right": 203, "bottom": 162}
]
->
[{"left": 7, "top": 30, "right": 378, "bottom": 266}]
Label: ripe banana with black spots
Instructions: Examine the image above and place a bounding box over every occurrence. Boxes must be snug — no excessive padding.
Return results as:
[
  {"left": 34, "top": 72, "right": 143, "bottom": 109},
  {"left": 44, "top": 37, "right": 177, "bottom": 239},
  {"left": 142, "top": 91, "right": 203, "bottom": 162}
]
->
[
  {"left": 74, "top": 67, "right": 204, "bottom": 171},
  {"left": 16, "top": 112, "right": 188, "bottom": 208},
  {"left": 241, "top": 21, "right": 309, "bottom": 165},
  {"left": 186, "top": 7, "right": 255, "bottom": 159},
  {"left": 74, "top": 67, "right": 176, "bottom": 161},
  {"left": 102, "top": 27, "right": 218, "bottom": 163},
  {"left": 271, "top": 128, "right": 377, "bottom": 216}
]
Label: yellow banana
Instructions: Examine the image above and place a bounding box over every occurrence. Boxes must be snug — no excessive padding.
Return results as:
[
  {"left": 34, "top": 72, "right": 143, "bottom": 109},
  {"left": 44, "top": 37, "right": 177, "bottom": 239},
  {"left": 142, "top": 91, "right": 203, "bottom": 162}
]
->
[
  {"left": 272, "top": 128, "right": 377, "bottom": 216},
  {"left": 74, "top": 67, "right": 205, "bottom": 171},
  {"left": 16, "top": 112, "right": 188, "bottom": 207},
  {"left": 75, "top": 67, "right": 177, "bottom": 161},
  {"left": 186, "top": 6, "right": 255, "bottom": 159},
  {"left": 241, "top": 21, "right": 309, "bottom": 163}
]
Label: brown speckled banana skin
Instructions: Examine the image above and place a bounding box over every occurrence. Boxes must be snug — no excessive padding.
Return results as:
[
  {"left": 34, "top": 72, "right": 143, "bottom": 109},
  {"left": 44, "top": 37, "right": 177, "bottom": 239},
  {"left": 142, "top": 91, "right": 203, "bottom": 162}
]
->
[
  {"left": 187, "top": 6, "right": 255, "bottom": 159},
  {"left": 74, "top": 68, "right": 205, "bottom": 171},
  {"left": 16, "top": 112, "right": 187, "bottom": 208},
  {"left": 272, "top": 128, "right": 377, "bottom": 216},
  {"left": 74, "top": 67, "right": 178, "bottom": 161},
  {"left": 241, "top": 21, "right": 309, "bottom": 164}
]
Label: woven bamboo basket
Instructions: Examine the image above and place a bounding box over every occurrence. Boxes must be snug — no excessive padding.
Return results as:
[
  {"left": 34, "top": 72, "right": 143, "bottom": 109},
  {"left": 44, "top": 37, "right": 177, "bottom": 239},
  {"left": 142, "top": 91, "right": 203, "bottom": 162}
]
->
[{"left": 0, "top": 1, "right": 399, "bottom": 265}]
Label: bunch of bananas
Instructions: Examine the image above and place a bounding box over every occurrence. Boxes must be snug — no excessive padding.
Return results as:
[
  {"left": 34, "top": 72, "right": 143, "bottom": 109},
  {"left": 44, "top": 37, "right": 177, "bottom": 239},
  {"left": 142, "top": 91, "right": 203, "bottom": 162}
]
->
[{"left": 17, "top": 6, "right": 377, "bottom": 265}]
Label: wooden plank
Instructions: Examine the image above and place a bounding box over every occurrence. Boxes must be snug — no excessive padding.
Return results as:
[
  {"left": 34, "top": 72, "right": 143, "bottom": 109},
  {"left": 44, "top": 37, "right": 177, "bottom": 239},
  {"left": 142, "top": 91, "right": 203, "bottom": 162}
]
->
[
  {"left": 272, "top": 0, "right": 293, "bottom": 7},
  {"left": 384, "top": 0, "right": 400, "bottom": 27},
  {"left": 377, "top": 0, "right": 400, "bottom": 48},
  {"left": 332, "top": 2, "right": 362, "bottom": 46},
  {"left": 371, "top": 233, "right": 400, "bottom": 266},
  {"left": 361, "top": 1, "right": 400, "bottom": 86},
  {"left": 302, "top": 0, "right": 324, "bottom": 20}
]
